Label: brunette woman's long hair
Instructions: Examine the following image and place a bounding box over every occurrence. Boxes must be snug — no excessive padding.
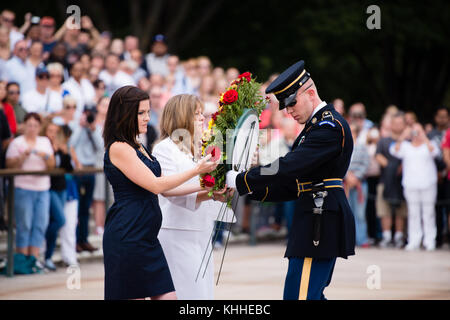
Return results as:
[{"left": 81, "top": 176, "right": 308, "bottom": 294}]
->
[{"left": 102, "top": 85, "right": 149, "bottom": 149}]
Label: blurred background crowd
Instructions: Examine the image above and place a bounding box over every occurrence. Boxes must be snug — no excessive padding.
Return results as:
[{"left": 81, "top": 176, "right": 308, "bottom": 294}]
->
[{"left": 0, "top": 9, "right": 449, "bottom": 275}]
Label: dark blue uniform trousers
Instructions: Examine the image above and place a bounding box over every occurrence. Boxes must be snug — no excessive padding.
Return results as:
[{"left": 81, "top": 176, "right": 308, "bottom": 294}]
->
[{"left": 283, "top": 257, "right": 336, "bottom": 300}]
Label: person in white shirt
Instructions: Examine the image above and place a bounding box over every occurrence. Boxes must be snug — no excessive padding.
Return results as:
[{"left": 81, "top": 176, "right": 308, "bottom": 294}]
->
[
  {"left": 152, "top": 94, "right": 234, "bottom": 300},
  {"left": 390, "top": 123, "right": 440, "bottom": 251},
  {"left": 46, "top": 62, "right": 67, "bottom": 114},
  {"left": 98, "top": 53, "right": 135, "bottom": 96},
  {"left": 3, "top": 40, "right": 36, "bottom": 96},
  {"left": 0, "top": 10, "right": 24, "bottom": 52},
  {"left": 62, "top": 61, "right": 95, "bottom": 121},
  {"left": 21, "top": 65, "right": 50, "bottom": 115},
  {"left": 144, "top": 34, "right": 169, "bottom": 76}
]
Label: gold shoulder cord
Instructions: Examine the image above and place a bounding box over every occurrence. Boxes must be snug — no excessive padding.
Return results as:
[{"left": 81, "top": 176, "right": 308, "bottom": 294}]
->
[
  {"left": 244, "top": 171, "right": 252, "bottom": 194},
  {"left": 261, "top": 187, "right": 269, "bottom": 202},
  {"left": 334, "top": 120, "right": 345, "bottom": 149}
]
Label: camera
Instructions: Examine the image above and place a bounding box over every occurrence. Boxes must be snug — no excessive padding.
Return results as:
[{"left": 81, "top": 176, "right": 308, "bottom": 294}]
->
[
  {"left": 84, "top": 105, "right": 97, "bottom": 125},
  {"left": 31, "top": 16, "right": 40, "bottom": 25}
]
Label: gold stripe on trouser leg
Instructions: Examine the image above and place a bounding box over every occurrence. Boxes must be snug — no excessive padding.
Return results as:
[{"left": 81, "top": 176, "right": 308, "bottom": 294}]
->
[{"left": 298, "top": 257, "right": 313, "bottom": 300}]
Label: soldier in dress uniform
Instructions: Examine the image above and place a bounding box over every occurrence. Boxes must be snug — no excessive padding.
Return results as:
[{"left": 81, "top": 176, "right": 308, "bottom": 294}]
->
[{"left": 226, "top": 60, "right": 355, "bottom": 300}]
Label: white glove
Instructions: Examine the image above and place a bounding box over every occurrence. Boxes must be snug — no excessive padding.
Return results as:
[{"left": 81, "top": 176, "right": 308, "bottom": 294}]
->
[{"left": 226, "top": 170, "right": 239, "bottom": 189}]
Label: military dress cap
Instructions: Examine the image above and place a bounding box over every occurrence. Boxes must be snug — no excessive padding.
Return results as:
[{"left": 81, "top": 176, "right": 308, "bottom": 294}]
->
[{"left": 265, "top": 60, "right": 311, "bottom": 110}]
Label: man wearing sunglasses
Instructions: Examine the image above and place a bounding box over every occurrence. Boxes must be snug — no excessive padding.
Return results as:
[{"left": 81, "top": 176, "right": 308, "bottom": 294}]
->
[
  {"left": 3, "top": 40, "right": 36, "bottom": 96},
  {"left": 226, "top": 60, "right": 355, "bottom": 300}
]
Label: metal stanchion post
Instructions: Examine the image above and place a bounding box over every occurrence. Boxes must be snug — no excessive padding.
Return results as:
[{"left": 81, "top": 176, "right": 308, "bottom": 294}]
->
[
  {"left": 6, "top": 177, "right": 14, "bottom": 277},
  {"left": 249, "top": 204, "right": 258, "bottom": 246}
]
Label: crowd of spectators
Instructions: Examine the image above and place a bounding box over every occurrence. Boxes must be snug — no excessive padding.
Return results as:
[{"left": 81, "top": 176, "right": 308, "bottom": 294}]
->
[{"left": 0, "top": 9, "right": 449, "bottom": 275}]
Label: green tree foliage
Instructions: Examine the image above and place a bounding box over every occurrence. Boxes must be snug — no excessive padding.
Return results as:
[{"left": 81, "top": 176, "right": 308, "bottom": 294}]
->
[{"left": 8, "top": 0, "right": 449, "bottom": 122}]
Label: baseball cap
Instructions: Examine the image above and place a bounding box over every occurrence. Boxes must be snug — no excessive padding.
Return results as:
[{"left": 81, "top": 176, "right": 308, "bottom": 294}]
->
[
  {"left": 152, "top": 34, "right": 167, "bottom": 44},
  {"left": 35, "top": 65, "right": 49, "bottom": 77},
  {"left": 40, "top": 16, "right": 55, "bottom": 27}
]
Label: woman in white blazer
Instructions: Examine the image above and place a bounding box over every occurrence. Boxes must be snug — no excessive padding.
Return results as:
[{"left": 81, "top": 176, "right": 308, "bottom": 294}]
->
[{"left": 152, "top": 94, "right": 234, "bottom": 300}]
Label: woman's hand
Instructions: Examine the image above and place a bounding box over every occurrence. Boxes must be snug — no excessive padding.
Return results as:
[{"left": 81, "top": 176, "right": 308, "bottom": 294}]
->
[
  {"left": 21, "top": 148, "right": 31, "bottom": 159},
  {"left": 211, "top": 185, "right": 233, "bottom": 203},
  {"left": 196, "top": 154, "right": 218, "bottom": 174},
  {"left": 250, "top": 146, "right": 259, "bottom": 168}
]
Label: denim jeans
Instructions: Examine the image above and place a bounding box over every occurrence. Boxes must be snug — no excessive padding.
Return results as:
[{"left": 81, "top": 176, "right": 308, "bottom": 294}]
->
[
  {"left": 14, "top": 188, "right": 50, "bottom": 249},
  {"left": 348, "top": 181, "right": 369, "bottom": 246},
  {"left": 75, "top": 175, "right": 95, "bottom": 244},
  {"left": 45, "top": 190, "right": 67, "bottom": 260}
]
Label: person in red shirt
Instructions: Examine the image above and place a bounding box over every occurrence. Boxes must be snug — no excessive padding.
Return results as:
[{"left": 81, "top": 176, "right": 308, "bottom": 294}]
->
[
  {"left": 441, "top": 127, "right": 450, "bottom": 244},
  {"left": 0, "top": 80, "right": 17, "bottom": 135}
]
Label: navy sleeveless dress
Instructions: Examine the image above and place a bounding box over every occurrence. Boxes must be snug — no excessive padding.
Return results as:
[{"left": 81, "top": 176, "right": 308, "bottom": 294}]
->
[{"left": 103, "top": 145, "right": 175, "bottom": 300}]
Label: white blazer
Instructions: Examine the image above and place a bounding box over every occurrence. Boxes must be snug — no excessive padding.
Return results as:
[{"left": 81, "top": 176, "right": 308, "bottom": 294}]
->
[{"left": 152, "top": 137, "right": 235, "bottom": 231}]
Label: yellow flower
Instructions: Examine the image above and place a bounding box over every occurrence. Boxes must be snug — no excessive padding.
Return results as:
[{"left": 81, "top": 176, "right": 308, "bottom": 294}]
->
[{"left": 207, "top": 119, "right": 215, "bottom": 130}]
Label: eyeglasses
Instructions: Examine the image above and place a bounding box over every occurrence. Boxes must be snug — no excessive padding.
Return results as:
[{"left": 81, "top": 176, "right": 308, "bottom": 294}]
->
[
  {"left": 7, "top": 90, "right": 20, "bottom": 95},
  {"left": 17, "top": 47, "right": 28, "bottom": 52},
  {"left": 1, "top": 17, "right": 14, "bottom": 23},
  {"left": 286, "top": 96, "right": 297, "bottom": 108},
  {"left": 37, "top": 74, "right": 49, "bottom": 80},
  {"left": 286, "top": 84, "right": 313, "bottom": 108},
  {"left": 350, "top": 113, "right": 365, "bottom": 119},
  {"left": 65, "top": 105, "right": 76, "bottom": 109}
]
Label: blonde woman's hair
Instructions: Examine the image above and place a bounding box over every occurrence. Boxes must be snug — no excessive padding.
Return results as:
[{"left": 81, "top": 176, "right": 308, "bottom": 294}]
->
[
  {"left": 63, "top": 95, "right": 77, "bottom": 108},
  {"left": 159, "top": 94, "right": 204, "bottom": 156},
  {"left": 47, "top": 62, "right": 64, "bottom": 75}
]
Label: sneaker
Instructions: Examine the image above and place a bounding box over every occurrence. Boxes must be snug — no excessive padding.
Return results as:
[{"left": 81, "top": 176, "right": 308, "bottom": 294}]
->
[
  {"left": 44, "top": 259, "right": 57, "bottom": 271},
  {"left": 78, "top": 242, "right": 98, "bottom": 252},
  {"left": 27, "top": 256, "right": 45, "bottom": 274},
  {"left": 405, "top": 244, "right": 419, "bottom": 251},
  {"left": 394, "top": 238, "right": 404, "bottom": 249},
  {"left": 394, "top": 232, "right": 404, "bottom": 248},
  {"left": 213, "top": 241, "right": 223, "bottom": 250},
  {"left": 95, "top": 226, "right": 104, "bottom": 236},
  {"left": 378, "top": 238, "right": 391, "bottom": 248},
  {"left": 56, "top": 260, "right": 79, "bottom": 268}
]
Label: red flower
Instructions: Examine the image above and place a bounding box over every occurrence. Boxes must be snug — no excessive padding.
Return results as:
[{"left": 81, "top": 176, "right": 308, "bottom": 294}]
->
[
  {"left": 238, "top": 72, "right": 252, "bottom": 82},
  {"left": 222, "top": 89, "right": 238, "bottom": 104},
  {"left": 202, "top": 174, "right": 215, "bottom": 188},
  {"left": 212, "top": 111, "right": 219, "bottom": 121},
  {"left": 206, "top": 145, "right": 221, "bottom": 162}
]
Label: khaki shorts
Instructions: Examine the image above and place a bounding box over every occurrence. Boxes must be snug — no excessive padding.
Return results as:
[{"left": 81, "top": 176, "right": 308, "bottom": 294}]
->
[{"left": 376, "top": 183, "right": 407, "bottom": 218}]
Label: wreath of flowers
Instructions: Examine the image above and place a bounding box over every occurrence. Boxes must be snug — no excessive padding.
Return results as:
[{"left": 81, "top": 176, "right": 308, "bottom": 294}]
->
[{"left": 200, "top": 72, "right": 267, "bottom": 196}]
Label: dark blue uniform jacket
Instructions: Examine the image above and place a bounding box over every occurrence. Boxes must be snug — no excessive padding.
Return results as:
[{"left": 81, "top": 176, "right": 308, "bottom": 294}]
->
[{"left": 236, "top": 104, "right": 355, "bottom": 259}]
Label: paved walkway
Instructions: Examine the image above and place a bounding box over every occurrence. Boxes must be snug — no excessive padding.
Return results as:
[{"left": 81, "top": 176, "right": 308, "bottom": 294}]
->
[{"left": 0, "top": 242, "right": 449, "bottom": 300}]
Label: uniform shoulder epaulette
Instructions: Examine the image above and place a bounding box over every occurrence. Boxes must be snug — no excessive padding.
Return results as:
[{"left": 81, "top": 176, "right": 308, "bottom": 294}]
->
[
  {"left": 313, "top": 109, "right": 346, "bottom": 152},
  {"left": 313, "top": 110, "right": 336, "bottom": 128}
]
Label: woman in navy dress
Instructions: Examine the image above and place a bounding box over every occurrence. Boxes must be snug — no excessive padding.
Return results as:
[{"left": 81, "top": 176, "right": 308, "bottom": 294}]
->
[{"left": 102, "top": 86, "right": 217, "bottom": 300}]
